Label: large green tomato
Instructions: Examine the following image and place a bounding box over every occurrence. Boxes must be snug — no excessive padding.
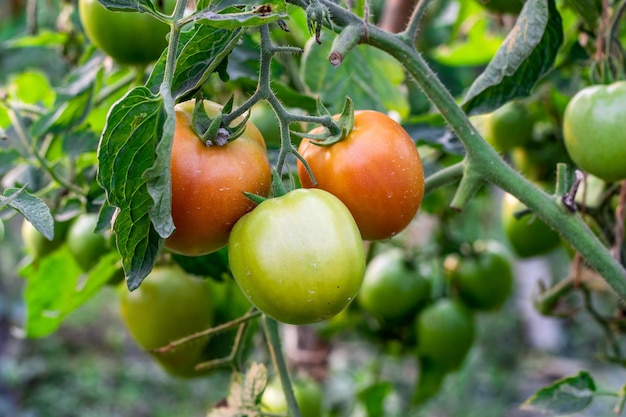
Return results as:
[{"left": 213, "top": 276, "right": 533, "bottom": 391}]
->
[
  {"left": 67, "top": 213, "right": 109, "bottom": 271},
  {"left": 415, "top": 298, "right": 475, "bottom": 372},
  {"left": 228, "top": 188, "right": 366, "bottom": 325},
  {"left": 118, "top": 265, "right": 214, "bottom": 377},
  {"left": 445, "top": 240, "right": 514, "bottom": 311},
  {"left": 357, "top": 248, "right": 431, "bottom": 321},
  {"left": 78, "top": 0, "right": 176, "bottom": 66},
  {"left": 501, "top": 192, "right": 561, "bottom": 258},
  {"left": 21, "top": 219, "right": 70, "bottom": 259},
  {"left": 261, "top": 377, "right": 324, "bottom": 417},
  {"left": 563, "top": 82, "right": 626, "bottom": 182}
]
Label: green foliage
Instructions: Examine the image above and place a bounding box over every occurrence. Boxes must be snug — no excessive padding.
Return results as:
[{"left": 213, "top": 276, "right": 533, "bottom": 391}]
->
[{"left": 3, "top": 0, "right": 626, "bottom": 415}]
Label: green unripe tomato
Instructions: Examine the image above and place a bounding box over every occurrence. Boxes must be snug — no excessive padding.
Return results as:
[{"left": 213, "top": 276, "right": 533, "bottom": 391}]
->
[
  {"left": 501, "top": 192, "right": 561, "bottom": 258},
  {"left": 358, "top": 248, "right": 431, "bottom": 321},
  {"left": 118, "top": 265, "right": 214, "bottom": 377},
  {"left": 21, "top": 219, "right": 70, "bottom": 259},
  {"left": 481, "top": 101, "right": 534, "bottom": 152},
  {"left": 228, "top": 188, "right": 365, "bottom": 325},
  {"left": 67, "top": 213, "right": 109, "bottom": 271},
  {"left": 78, "top": 0, "right": 176, "bottom": 66},
  {"left": 563, "top": 82, "right": 626, "bottom": 182},
  {"left": 415, "top": 298, "right": 475, "bottom": 372},
  {"left": 261, "top": 378, "right": 323, "bottom": 417},
  {"left": 445, "top": 240, "right": 514, "bottom": 311}
]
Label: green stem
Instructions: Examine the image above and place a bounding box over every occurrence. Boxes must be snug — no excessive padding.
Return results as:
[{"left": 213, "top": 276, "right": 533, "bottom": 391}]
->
[
  {"left": 402, "top": 0, "right": 434, "bottom": 42},
  {"left": 152, "top": 309, "right": 261, "bottom": 354},
  {"left": 423, "top": 161, "right": 464, "bottom": 194},
  {"left": 307, "top": 0, "right": 626, "bottom": 299},
  {"left": 262, "top": 316, "right": 302, "bottom": 417}
]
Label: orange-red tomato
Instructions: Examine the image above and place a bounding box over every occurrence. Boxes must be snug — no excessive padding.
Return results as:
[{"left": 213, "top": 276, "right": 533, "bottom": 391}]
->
[
  {"left": 297, "top": 111, "right": 424, "bottom": 240},
  {"left": 165, "top": 100, "right": 272, "bottom": 256}
]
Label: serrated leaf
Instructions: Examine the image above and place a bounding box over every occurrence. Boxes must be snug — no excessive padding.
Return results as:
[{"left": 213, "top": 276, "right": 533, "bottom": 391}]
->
[
  {"left": 301, "top": 34, "right": 409, "bottom": 117},
  {"left": 195, "top": 2, "right": 288, "bottom": 29},
  {"left": 2, "top": 188, "right": 54, "bottom": 239},
  {"left": 462, "top": 0, "right": 563, "bottom": 114},
  {"left": 146, "top": 25, "right": 243, "bottom": 100},
  {"left": 242, "top": 362, "right": 268, "bottom": 407},
  {"left": 20, "top": 248, "right": 121, "bottom": 337},
  {"left": 522, "top": 371, "right": 596, "bottom": 415},
  {"left": 97, "top": 86, "right": 167, "bottom": 290},
  {"left": 31, "top": 57, "right": 102, "bottom": 136}
]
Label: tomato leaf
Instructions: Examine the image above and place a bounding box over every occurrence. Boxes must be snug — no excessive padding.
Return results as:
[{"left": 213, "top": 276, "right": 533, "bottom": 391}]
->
[
  {"left": 146, "top": 25, "right": 243, "bottom": 100},
  {"left": 462, "top": 0, "right": 563, "bottom": 114},
  {"left": 96, "top": 0, "right": 157, "bottom": 13},
  {"left": 195, "top": 3, "right": 288, "bottom": 29},
  {"left": 301, "top": 33, "right": 409, "bottom": 118},
  {"left": 242, "top": 362, "right": 268, "bottom": 408},
  {"left": 97, "top": 86, "right": 168, "bottom": 290},
  {"left": 2, "top": 187, "right": 54, "bottom": 239},
  {"left": 20, "top": 248, "right": 121, "bottom": 338},
  {"left": 31, "top": 56, "right": 103, "bottom": 136},
  {"left": 521, "top": 371, "right": 596, "bottom": 414}
]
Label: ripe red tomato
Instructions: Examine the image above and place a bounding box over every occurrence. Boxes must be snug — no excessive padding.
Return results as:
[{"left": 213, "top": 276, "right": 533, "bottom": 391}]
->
[
  {"left": 165, "top": 99, "right": 272, "bottom": 256},
  {"left": 228, "top": 188, "right": 366, "bottom": 325},
  {"left": 297, "top": 111, "right": 424, "bottom": 241}
]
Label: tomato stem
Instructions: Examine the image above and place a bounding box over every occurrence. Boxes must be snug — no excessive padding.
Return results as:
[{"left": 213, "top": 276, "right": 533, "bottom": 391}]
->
[
  {"left": 262, "top": 316, "right": 303, "bottom": 417},
  {"left": 299, "top": 0, "right": 626, "bottom": 300}
]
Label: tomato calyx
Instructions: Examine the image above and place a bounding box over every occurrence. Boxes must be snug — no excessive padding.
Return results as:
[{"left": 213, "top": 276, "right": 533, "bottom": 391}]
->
[
  {"left": 306, "top": 0, "right": 333, "bottom": 44},
  {"left": 191, "top": 95, "right": 250, "bottom": 147},
  {"left": 295, "top": 97, "right": 355, "bottom": 147}
]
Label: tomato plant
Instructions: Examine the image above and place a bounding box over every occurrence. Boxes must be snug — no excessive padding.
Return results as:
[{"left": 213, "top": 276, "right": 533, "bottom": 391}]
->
[
  {"left": 118, "top": 265, "right": 215, "bottom": 377},
  {"left": 501, "top": 192, "right": 561, "bottom": 258},
  {"left": 78, "top": 0, "right": 176, "bottom": 66},
  {"left": 297, "top": 110, "right": 425, "bottom": 241},
  {"left": 228, "top": 188, "right": 365, "bottom": 325},
  {"left": 357, "top": 248, "right": 431, "bottom": 321},
  {"left": 563, "top": 82, "right": 626, "bottom": 182},
  {"left": 67, "top": 213, "right": 109, "bottom": 271},
  {"left": 165, "top": 99, "right": 272, "bottom": 256},
  {"left": 445, "top": 240, "right": 514, "bottom": 311},
  {"left": 6, "top": 0, "right": 626, "bottom": 415},
  {"left": 415, "top": 298, "right": 475, "bottom": 372}
]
